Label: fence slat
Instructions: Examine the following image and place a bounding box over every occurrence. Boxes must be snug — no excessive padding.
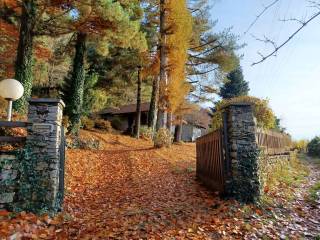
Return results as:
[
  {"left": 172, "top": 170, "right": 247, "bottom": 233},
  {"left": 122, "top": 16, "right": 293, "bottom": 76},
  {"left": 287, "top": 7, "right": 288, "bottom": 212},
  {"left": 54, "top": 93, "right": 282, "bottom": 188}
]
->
[
  {"left": 0, "top": 121, "right": 28, "bottom": 128},
  {"left": 196, "top": 129, "right": 225, "bottom": 193},
  {"left": 0, "top": 136, "right": 26, "bottom": 143},
  {"left": 255, "top": 128, "right": 291, "bottom": 155}
]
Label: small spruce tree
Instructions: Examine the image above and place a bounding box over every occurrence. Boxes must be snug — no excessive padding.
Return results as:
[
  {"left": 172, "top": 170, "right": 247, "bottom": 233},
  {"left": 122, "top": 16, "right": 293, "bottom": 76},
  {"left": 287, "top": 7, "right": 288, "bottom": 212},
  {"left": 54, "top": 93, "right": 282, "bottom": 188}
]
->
[{"left": 220, "top": 66, "right": 249, "bottom": 99}]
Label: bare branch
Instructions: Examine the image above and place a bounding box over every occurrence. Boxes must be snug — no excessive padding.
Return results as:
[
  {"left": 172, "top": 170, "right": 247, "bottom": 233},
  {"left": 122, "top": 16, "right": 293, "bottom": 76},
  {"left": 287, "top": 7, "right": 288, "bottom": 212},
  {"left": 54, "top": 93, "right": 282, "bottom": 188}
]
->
[
  {"left": 244, "top": 0, "right": 281, "bottom": 35},
  {"left": 252, "top": 11, "right": 320, "bottom": 66},
  {"left": 279, "top": 17, "right": 305, "bottom": 25},
  {"left": 188, "top": 67, "right": 219, "bottom": 76}
]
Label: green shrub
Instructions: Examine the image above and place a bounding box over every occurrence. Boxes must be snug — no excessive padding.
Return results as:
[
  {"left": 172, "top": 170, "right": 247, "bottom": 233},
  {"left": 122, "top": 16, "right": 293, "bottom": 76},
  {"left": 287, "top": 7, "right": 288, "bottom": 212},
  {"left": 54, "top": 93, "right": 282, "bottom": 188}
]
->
[
  {"left": 140, "top": 126, "right": 153, "bottom": 140},
  {"left": 307, "top": 136, "right": 320, "bottom": 157},
  {"left": 154, "top": 128, "right": 172, "bottom": 148},
  {"left": 95, "top": 119, "right": 112, "bottom": 132},
  {"left": 66, "top": 137, "right": 100, "bottom": 150},
  {"left": 81, "top": 116, "right": 95, "bottom": 130}
]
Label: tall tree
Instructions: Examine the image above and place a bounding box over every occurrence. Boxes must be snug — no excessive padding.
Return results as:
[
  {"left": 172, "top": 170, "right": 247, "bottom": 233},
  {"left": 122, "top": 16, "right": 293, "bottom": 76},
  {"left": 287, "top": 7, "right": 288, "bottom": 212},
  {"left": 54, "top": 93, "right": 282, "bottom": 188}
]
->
[
  {"left": 156, "top": 0, "right": 168, "bottom": 130},
  {"left": 13, "top": 0, "right": 37, "bottom": 111},
  {"left": 65, "top": 0, "right": 147, "bottom": 133},
  {"left": 4, "top": 0, "right": 73, "bottom": 111},
  {"left": 166, "top": 0, "right": 193, "bottom": 130},
  {"left": 134, "top": 66, "right": 142, "bottom": 138},
  {"left": 219, "top": 66, "right": 249, "bottom": 99},
  {"left": 187, "top": 0, "right": 242, "bottom": 103}
]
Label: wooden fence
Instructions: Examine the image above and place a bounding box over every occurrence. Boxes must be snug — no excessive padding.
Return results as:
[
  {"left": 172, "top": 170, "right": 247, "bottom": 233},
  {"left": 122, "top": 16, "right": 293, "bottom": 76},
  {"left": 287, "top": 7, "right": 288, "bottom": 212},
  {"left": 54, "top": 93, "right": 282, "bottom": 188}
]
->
[
  {"left": 255, "top": 128, "right": 291, "bottom": 155},
  {"left": 0, "top": 121, "right": 28, "bottom": 145},
  {"left": 196, "top": 129, "right": 225, "bottom": 193}
]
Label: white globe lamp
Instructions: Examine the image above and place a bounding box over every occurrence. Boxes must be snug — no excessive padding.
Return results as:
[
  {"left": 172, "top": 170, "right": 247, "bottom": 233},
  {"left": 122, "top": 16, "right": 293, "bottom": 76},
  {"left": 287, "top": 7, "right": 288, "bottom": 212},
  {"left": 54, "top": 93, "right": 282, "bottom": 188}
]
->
[{"left": 0, "top": 79, "right": 24, "bottom": 121}]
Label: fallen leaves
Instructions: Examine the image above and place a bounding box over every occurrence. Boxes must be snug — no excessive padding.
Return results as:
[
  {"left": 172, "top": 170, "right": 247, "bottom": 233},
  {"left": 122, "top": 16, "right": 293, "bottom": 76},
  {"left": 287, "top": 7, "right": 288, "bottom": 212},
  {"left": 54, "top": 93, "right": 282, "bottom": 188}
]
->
[
  {"left": 1, "top": 131, "right": 319, "bottom": 239},
  {"left": 63, "top": 131, "right": 248, "bottom": 239},
  {"left": 0, "top": 212, "right": 66, "bottom": 239}
]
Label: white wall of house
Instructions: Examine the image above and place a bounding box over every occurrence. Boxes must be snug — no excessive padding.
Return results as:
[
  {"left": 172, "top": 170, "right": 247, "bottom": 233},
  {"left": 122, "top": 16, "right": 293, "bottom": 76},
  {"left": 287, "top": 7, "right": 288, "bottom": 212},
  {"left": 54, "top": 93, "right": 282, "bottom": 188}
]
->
[{"left": 181, "top": 124, "right": 203, "bottom": 142}]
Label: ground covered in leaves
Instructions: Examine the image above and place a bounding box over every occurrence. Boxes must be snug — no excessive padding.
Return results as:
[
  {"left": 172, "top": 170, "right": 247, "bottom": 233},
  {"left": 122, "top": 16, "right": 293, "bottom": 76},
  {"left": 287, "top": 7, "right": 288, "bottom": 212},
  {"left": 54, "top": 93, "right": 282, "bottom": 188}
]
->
[{"left": 1, "top": 131, "right": 319, "bottom": 239}]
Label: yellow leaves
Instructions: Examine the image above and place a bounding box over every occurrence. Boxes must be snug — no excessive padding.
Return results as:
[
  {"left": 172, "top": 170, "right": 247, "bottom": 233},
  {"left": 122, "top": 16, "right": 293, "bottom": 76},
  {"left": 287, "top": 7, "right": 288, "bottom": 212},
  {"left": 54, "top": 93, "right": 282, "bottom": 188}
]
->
[
  {"left": 165, "top": 0, "right": 193, "bottom": 113},
  {"left": 212, "top": 96, "right": 277, "bottom": 131}
]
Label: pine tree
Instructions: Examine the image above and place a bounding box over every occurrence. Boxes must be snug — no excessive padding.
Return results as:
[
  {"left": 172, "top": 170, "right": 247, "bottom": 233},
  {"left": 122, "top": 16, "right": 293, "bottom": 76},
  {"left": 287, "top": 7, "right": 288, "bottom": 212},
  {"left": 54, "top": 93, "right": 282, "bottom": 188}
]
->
[
  {"left": 219, "top": 66, "right": 249, "bottom": 99},
  {"left": 65, "top": 0, "right": 147, "bottom": 133},
  {"left": 187, "top": 0, "right": 242, "bottom": 102}
]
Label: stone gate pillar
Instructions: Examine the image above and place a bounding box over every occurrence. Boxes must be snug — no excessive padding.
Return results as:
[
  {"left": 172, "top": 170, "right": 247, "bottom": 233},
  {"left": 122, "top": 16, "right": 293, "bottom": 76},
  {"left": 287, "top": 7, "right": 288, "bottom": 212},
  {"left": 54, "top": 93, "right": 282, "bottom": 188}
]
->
[
  {"left": 223, "top": 103, "right": 260, "bottom": 203},
  {"left": 26, "top": 98, "right": 65, "bottom": 213}
]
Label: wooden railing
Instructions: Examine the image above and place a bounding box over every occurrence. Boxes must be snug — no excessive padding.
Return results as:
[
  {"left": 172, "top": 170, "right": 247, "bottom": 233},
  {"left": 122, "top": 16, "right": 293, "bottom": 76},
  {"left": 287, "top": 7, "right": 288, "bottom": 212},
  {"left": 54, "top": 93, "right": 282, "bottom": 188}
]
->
[
  {"left": 0, "top": 121, "right": 29, "bottom": 144},
  {"left": 196, "top": 129, "right": 225, "bottom": 193},
  {"left": 255, "top": 128, "right": 291, "bottom": 155}
]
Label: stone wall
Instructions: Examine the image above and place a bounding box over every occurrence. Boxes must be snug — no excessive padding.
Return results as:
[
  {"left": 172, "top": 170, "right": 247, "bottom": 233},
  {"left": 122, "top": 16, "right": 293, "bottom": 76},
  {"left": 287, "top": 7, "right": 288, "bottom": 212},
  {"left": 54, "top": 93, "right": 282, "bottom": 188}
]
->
[
  {"left": 258, "top": 152, "right": 292, "bottom": 192},
  {"left": 223, "top": 103, "right": 261, "bottom": 202},
  {"left": 0, "top": 99, "right": 65, "bottom": 214},
  {"left": 223, "top": 103, "right": 294, "bottom": 203},
  {"left": 0, "top": 152, "right": 19, "bottom": 210},
  {"left": 26, "top": 99, "right": 65, "bottom": 212}
]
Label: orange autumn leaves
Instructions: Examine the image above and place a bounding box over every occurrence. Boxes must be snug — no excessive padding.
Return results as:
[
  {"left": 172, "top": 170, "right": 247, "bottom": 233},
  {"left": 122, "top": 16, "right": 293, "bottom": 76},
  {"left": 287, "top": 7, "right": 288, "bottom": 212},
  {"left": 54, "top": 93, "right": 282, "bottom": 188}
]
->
[
  {"left": 0, "top": 0, "right": 56, "bottom": 79},
  {"left": 0, "top": 210, "right": 66, "bottom": 239}
]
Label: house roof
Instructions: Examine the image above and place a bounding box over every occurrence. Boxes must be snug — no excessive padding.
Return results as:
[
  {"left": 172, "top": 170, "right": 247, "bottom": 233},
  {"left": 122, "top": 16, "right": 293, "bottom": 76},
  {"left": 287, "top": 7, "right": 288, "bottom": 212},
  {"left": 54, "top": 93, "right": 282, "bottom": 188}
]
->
[
  {"left": 183, "top": 109, "right": 211, "bottom": 129},
  {"left": 98, "top": 103, "right": 211, "bottom": 129},
  {"left": 99, "top": 103, "right": 150, "bottom": 115}
]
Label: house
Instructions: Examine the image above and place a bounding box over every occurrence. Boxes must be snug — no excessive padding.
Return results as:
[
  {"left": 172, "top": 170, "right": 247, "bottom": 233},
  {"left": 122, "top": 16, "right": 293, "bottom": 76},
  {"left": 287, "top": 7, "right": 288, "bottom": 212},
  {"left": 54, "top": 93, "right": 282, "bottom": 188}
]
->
[{"left": 97, "top": 103, "right": 211, "bottom": 142}]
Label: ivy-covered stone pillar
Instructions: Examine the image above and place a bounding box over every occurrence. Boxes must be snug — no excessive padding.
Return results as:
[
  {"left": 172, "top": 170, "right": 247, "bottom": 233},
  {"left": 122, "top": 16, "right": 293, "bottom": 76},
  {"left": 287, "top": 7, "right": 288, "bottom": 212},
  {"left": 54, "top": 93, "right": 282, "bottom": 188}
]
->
[
  {"left": 24, "top": 98, "right": 65, "bottom": 213},
  {"left": 223, "top": 103, "right": 260, "bottom": 203},
  {"left": 0, "top": 153, "right": 19, "bottom": 210}
]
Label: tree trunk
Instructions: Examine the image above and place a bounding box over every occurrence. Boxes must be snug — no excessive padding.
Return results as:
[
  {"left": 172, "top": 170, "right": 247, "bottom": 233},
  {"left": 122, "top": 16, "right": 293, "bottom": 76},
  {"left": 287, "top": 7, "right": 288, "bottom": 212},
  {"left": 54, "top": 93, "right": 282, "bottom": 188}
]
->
[
  {"left": 134, "top": 69, "right": 142, "bottom": 138},
  {"left": 166, "top": 111, "right": 172, "bottom": 131},
  {"left": 156, "top": 110, "right": 166, "bottom": 130},
  {"left": 158, "top": 0, "right": 167, "bottom": 129},
  {"left": 67, "top": 32, "right": 87, "bottom": 134},
  {"left": 174, "top": 123, "right": 182, "bottom": 142},
  {"left": 13, "top": 0, "right": 37, "bottom": 112},
  {"left": 148, "top": 76, "right": 159, "bottom": 132}
]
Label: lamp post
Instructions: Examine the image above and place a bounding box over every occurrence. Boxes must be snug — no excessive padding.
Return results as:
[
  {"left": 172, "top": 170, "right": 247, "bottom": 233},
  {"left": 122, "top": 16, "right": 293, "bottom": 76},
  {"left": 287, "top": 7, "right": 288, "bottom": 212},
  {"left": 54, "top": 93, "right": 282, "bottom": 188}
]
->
[{"left": 0, "top": 79, "right": 24, "bottom": 121}]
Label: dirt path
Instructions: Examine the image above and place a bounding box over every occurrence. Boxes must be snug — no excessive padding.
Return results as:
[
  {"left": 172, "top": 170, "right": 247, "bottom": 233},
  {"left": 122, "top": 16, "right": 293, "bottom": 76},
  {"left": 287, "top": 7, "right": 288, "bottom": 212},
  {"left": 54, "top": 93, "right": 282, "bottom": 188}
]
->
[
  {"left": 63, "top": 133, "right": 320, "bottom": 239},
  {"left": 246, "top": 156, "right": 320, "bottom": 239},
  {"left": 63, "top": 132, "right": 249, "bottom": 239}
]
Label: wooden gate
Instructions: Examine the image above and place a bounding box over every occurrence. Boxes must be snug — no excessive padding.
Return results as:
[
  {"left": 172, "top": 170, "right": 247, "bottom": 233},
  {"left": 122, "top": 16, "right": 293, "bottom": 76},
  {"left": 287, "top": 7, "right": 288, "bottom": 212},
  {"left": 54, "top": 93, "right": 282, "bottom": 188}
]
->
[{"left": 196, "top": 129, "right": 226, "bottom": 193}]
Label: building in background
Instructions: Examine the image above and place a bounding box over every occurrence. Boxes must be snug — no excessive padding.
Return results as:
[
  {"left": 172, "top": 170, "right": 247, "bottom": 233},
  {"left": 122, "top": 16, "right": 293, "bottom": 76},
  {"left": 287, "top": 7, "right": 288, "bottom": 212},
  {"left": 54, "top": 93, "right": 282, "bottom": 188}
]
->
[{"left": 97, "top": 103, "right": 211, "bottom": 142}]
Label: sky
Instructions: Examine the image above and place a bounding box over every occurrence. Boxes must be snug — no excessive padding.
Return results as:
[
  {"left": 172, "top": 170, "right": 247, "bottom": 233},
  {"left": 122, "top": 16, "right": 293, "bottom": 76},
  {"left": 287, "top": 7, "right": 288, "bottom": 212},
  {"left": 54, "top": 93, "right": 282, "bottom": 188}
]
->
[{"left": 210, "top": 0, "right": 320, "bottom": 140}]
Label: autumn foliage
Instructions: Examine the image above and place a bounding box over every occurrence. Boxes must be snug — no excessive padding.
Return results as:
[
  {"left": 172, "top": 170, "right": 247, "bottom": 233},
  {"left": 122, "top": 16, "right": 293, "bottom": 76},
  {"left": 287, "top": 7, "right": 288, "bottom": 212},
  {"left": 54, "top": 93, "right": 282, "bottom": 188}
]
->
[{"left": 166, "top": 0, "right": 193, "bottom": 114}]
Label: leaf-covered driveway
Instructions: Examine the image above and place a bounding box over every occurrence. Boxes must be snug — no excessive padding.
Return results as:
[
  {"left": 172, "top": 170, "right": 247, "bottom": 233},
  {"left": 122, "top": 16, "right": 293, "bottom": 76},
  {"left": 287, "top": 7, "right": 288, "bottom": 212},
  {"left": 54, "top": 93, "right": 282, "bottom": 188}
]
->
[
  {"left": 1, "top": 131, "right": 319, "bottom": 239},
  {"left": 63, "top": 132, "right": 248, "bottom": 239}
]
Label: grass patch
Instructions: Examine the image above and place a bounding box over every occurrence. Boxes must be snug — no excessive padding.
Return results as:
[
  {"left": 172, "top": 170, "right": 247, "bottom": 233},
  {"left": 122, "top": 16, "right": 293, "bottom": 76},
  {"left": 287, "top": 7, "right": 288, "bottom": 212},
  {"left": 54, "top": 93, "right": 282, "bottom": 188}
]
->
[
  {"left": 298, "top": 153, "right": 320, "bottom": 166},
  {"left": 261, "top": 154, "right": 310, "bottom": 206}
]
